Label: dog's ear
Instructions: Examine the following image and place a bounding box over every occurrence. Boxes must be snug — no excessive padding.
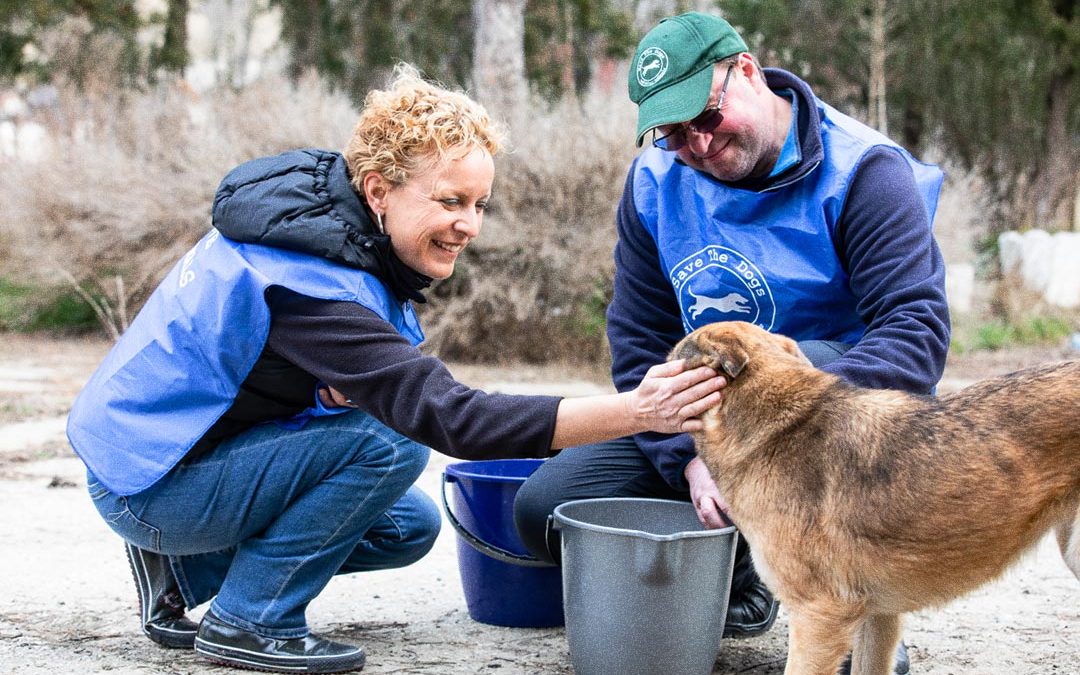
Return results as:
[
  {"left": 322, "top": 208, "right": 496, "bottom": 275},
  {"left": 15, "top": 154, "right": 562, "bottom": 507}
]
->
[
  {"left": 710, "top": 336, "right": 749, "bottom": 379},
  {"left": 672, "top": 338, "right": 710, "bottom": 370},
  {"left": 675, "top": 331, "right": 749, "bottom": 380}
]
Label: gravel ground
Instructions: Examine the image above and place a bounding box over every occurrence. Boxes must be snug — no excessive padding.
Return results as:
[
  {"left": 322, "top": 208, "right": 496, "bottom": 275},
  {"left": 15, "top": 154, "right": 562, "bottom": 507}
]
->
[{"left": 0, "top": 333, "right": 1077, "bottom": 674}]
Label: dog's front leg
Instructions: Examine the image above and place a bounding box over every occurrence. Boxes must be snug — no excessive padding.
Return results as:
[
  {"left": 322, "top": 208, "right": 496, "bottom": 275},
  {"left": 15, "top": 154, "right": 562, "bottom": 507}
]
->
[
  {"left": 1057, "top": 502, "right": 1080, "bottom": 581},
  {"left": 784, "top": 607, "right": 858, "bottom": 675},
  {"left": 850, "top": 613, "right": 901, "bottom": 675}
]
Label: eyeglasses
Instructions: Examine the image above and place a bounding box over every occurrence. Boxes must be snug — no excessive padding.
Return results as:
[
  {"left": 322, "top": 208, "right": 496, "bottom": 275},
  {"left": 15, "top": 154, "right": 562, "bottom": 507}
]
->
[{"left": 651, "top": 65, "right": 735, "bottom": 151}]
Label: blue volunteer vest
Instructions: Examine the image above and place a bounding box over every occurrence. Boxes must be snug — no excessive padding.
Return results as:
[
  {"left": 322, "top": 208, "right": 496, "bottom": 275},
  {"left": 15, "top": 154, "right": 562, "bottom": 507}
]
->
[
  {"left": 634, "top": 98, "right": 943, "bottom": 341},
  {"left": 66, "top": 229, "right": 424, "bottom": 496}
]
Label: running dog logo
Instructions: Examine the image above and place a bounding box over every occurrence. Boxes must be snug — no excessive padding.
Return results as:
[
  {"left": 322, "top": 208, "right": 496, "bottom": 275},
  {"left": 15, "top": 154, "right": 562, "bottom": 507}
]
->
[
  {"left": 669, "top": 245, "right": 777, "bottom": 332},
  {"left": 687, "top": 290, "right": 751, "bottom": 319},
  {"left": 636, "top": 47, "right": 669, "bottom": 87}
]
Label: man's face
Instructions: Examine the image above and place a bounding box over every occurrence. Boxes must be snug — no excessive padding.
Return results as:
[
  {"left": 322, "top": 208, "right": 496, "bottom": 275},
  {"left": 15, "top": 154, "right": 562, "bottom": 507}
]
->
[{"left": 672, "top": 59, "right": 777, "bottom": 182}]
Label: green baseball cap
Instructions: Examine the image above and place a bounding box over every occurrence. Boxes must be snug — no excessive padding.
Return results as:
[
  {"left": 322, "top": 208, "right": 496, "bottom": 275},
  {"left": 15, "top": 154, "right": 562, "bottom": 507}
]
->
[{"left": 628, "top": 12, "right": 747, "bottom": 147}]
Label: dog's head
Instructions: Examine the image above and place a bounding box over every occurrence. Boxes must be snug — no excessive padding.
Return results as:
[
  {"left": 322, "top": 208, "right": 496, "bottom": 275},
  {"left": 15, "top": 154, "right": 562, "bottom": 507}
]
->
[{"left": 670, "top": 321, "right": 809, "bottom": 381}]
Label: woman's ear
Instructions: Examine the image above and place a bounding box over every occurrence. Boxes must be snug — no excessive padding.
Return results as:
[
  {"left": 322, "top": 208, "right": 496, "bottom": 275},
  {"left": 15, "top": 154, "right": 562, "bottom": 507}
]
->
[{"left": 361, "top": 172, "right": 390, "bottom": 214}]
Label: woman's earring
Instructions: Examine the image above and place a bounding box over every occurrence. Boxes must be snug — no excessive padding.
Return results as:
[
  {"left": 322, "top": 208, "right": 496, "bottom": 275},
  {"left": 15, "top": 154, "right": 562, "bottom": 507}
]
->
[{"left": 375, "top": 211, "right": 385, "bottom": 234}]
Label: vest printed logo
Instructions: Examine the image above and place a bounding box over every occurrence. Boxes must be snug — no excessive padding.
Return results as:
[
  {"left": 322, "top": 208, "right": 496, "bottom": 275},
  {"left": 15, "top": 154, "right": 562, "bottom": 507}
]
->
[
  {"left": 636, "top": 47, "right": 669, "bottom": 87},
  {"left": 669, "top": 245, "right": 776, "bottom": 332},
  {"left": 687, "top": 290, "right": 750, "bottom": 319}
]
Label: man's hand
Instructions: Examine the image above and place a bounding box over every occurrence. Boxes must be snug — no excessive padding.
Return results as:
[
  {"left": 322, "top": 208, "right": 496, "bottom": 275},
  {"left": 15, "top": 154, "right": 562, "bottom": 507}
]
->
[{"left": 685, "top": 456, "right": 732, "bottom": 529}]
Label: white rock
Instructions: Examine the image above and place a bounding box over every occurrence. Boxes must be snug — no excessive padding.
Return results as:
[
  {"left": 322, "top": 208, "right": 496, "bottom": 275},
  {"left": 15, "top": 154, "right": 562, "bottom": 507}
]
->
[
  {"left": 998, "top": 229, "right": 1080, "bottom": 308},
  {"left": 945, "top": 262, "right": 976, "bottom": 314}
]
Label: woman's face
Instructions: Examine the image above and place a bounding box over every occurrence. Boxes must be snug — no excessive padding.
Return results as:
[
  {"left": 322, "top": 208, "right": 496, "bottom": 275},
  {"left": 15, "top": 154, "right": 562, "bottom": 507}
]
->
[{"left": 372, "top": 148, "right": 494, "bottom": 280}]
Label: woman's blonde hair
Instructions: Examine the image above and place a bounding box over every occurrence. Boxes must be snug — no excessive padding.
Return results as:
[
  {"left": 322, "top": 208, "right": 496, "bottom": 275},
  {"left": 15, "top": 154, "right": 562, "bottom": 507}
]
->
[{"left": 344, "top": 64, "right": 504, "bottom": 193}]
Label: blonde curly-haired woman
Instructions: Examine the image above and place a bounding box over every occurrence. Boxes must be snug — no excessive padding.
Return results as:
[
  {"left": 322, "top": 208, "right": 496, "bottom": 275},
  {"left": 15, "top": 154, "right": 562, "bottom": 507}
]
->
[{"left": 67, "top": 65, "right": 724, "bottom": 673}]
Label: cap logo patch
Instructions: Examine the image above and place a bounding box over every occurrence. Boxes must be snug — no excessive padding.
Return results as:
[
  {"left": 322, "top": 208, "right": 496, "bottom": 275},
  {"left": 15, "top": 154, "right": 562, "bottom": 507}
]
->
[{"left": 636, "top": 47, "right": 669, "bottom": 87}]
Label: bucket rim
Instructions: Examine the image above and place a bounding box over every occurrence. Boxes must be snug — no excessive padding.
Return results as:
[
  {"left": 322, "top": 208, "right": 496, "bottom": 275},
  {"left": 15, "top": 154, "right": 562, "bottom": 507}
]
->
[
  {"left": 552, "top": 497, "right": 737, "bottom": 542},
  {"left": 444, "top": 458, "right": 544, "bottom": 483}
]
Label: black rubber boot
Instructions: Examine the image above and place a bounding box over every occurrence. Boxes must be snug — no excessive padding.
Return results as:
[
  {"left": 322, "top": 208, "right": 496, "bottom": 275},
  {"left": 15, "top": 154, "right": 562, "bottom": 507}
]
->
[
  {"left": 195, "top": 608, "right": 366, "bottom": 673},
  {"left": 125, "top": 542, "right": 199, "bottom": 648},
  {"left": 722, "top": 539, "right": 779, "bottom": 639}
]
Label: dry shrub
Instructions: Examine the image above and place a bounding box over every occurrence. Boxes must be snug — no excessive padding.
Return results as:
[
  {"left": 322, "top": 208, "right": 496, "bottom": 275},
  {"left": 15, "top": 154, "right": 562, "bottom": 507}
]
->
[
  {"left": 0, "top": 70, "right": 358, "bottom": 333},
  {"left": 931, "top": 160, "right": 993, "bottom": 267},
  {"left": 1, "top": 57, "right": 638, "bottom": 363}
]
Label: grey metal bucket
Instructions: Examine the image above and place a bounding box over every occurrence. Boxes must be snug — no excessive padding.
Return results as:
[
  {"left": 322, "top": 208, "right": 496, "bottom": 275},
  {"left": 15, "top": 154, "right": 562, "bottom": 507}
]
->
[{"left": 552, "top": 498, "right": 739, "bottom": 675}]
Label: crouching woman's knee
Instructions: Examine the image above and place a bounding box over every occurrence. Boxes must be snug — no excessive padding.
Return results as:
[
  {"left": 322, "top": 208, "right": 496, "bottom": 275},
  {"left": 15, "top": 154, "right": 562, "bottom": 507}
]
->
[
  {"left": 393, "top": 489, "right": 442, "bottom": 566},
  {"left": 392, "top": 440, "right": 431, "bottom": 486},
  {"left": 350, "top": 422, "right": 431, "bottom": 490}
]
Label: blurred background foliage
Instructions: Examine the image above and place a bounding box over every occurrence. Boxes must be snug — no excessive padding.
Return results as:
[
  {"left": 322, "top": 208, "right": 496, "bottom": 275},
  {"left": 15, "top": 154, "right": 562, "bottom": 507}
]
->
[{"left": 0, "top": 0, "right": 1076, "bottom": 360}]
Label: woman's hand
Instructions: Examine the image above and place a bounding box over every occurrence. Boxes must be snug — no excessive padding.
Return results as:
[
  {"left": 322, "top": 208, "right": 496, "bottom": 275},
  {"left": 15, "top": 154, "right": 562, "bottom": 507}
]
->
[
  {"left": 628, "top": 359, "right": 726, "bottom": 434},
  {"left": 317, "top": 385, "right": 358, "bottom": 409}
]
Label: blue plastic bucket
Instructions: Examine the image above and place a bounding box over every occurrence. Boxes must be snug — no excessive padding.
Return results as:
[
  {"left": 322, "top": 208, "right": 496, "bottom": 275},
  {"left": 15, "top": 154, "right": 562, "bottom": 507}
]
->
[{"left": 441, "top": 459, "right": 564, "bottom": 627}]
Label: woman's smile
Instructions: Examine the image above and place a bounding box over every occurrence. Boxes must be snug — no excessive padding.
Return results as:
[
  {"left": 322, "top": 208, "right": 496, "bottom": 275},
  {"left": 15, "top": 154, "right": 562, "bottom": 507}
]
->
[{"left": 374, "top": 148, "right": 495, "bottom": 280}]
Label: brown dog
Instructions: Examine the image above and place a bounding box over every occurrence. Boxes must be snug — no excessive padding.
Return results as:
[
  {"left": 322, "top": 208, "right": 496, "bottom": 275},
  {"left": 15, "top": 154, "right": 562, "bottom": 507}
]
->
[{"left": 671, "top": 321, "right": 1080, "bottom": 675}]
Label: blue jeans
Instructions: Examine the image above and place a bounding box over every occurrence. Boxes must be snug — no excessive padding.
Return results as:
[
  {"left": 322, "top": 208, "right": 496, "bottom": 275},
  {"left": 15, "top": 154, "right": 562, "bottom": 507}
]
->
[{"left": 88, "top": 410, "right": 441, "bottom": 639}]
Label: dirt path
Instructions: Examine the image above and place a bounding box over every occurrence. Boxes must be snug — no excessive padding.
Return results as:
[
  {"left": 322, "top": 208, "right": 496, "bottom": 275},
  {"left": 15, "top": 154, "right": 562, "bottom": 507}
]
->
[{"left": 0, "top": 333, "right": 1077, "bottom": 674}]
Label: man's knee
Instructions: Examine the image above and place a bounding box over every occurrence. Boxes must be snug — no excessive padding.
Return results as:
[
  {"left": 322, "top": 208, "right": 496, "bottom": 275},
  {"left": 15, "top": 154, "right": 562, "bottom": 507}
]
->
[
  {"left": 350, "top": 434, "right": 430, "bottom": 488},
  {"left": 513, "top": 475, "right": 560, "bottom": 565},
  {"left": 797, "top": 340, "right": 852, "bottom": 368},
  {"left": 513, "top": 439, "right": 660, "bottom": 565}
]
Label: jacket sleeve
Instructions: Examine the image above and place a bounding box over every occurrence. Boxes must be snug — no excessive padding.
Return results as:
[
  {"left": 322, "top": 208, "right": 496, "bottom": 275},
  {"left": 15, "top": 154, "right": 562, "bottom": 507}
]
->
[
  {"left": 265, "top": 287, "right": 562, "bottom": 460},
  {"left": 606, "top": 166, "right": 695, "bottom": 491},
  {"left": 824, "top": 146, "right": 951, "bottom": 394}
]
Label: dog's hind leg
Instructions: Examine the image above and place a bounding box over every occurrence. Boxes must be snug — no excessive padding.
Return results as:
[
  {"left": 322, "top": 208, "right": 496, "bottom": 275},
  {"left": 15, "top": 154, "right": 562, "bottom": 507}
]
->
[
  {"left": 784, "top": 607, "right": 858, "bottom": 675},
  {"left": 1056, "top": 503, "right": 1080, "bottom": 581},
  {"left": 850, "top": 613, "right": 902, "bottom": 675}
]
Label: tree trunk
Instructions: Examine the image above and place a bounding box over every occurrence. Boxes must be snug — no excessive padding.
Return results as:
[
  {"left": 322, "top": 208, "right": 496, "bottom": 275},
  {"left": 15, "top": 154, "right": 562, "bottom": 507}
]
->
[
  {"left": 471, "top": 0, "right": 528, "bottom": 119},
  {"left": 227, "top": 0, "right": 260, "bottom": 88},
  {"left": 867, "top": 0, "right": 888, "bottom": 135},
  {"left": 1073, "top": 169, "right": 1080, "bottom": 231},
  {"left": 157, "top": 0, "right": 189, "bottom": 74},
  {"left": 1035, "top": 65, "right": 1078, "bottom": 230},
  {"left": 204, "top": 0, "right": 269, "bottom": 88}
]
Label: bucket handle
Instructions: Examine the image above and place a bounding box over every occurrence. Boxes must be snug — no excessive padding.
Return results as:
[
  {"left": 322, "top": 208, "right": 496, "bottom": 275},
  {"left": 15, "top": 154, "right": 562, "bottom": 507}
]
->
[{"left": 440, "top": 473, "right": 554, "bottom": 568}]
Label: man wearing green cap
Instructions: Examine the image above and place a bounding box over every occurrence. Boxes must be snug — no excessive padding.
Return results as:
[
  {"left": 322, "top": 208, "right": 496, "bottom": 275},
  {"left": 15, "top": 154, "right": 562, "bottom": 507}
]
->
[{"left": 516, "top": 11, "right": 949, "bottom": 674}]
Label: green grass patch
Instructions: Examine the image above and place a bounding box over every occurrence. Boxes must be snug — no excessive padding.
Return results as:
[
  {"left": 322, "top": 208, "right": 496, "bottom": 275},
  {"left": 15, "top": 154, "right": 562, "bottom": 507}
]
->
[
  {"left": 951, "top": 315, "right": 1074, "bottom": 353},
  {"left": 574, "top": 277, "right": 612, "bottom": 339},
  {"left": 0, "top": 278, "right": 35, "bottom": 330},
  {"left": 0, "top": 277, "right": 102, "bottom": 333}
]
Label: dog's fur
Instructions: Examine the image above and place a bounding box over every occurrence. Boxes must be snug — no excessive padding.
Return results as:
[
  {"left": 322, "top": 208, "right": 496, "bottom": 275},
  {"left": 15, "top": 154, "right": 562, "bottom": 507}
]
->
[{"left": 672, "top": 321, "right": 1080, "bottom": 675}]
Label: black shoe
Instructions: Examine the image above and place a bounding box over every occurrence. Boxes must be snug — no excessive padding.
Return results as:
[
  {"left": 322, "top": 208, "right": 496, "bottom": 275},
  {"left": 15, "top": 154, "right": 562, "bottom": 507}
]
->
[
  {"left": 125, "top": 542, "right": 198, "bottom": 649},
  {"left": 837, "top": 640, "right": 910, "bottom": 675},
  {"left": 195, "top": 609, "right": 366, "bottom": 673},
  {"left": 722, "top": 540, "right": 779, "bottom": 639}
]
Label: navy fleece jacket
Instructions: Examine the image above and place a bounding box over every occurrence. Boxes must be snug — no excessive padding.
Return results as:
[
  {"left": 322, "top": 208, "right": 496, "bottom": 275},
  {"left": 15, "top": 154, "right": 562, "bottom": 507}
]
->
[{"left": 608, "top": 68, "right": 951, "bottom": 491}]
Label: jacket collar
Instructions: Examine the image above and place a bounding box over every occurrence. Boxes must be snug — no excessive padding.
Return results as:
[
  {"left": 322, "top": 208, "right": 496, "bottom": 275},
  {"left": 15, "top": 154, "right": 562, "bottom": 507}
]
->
[{"left": 330, "top": 155, "right": 432, "bottom": 304}]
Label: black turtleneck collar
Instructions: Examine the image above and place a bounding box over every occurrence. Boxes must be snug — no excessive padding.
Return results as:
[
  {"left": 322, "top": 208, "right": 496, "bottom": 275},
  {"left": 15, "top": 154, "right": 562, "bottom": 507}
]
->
[{"left": 329, "top": 157, "right": 433, "bottom": 304}]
